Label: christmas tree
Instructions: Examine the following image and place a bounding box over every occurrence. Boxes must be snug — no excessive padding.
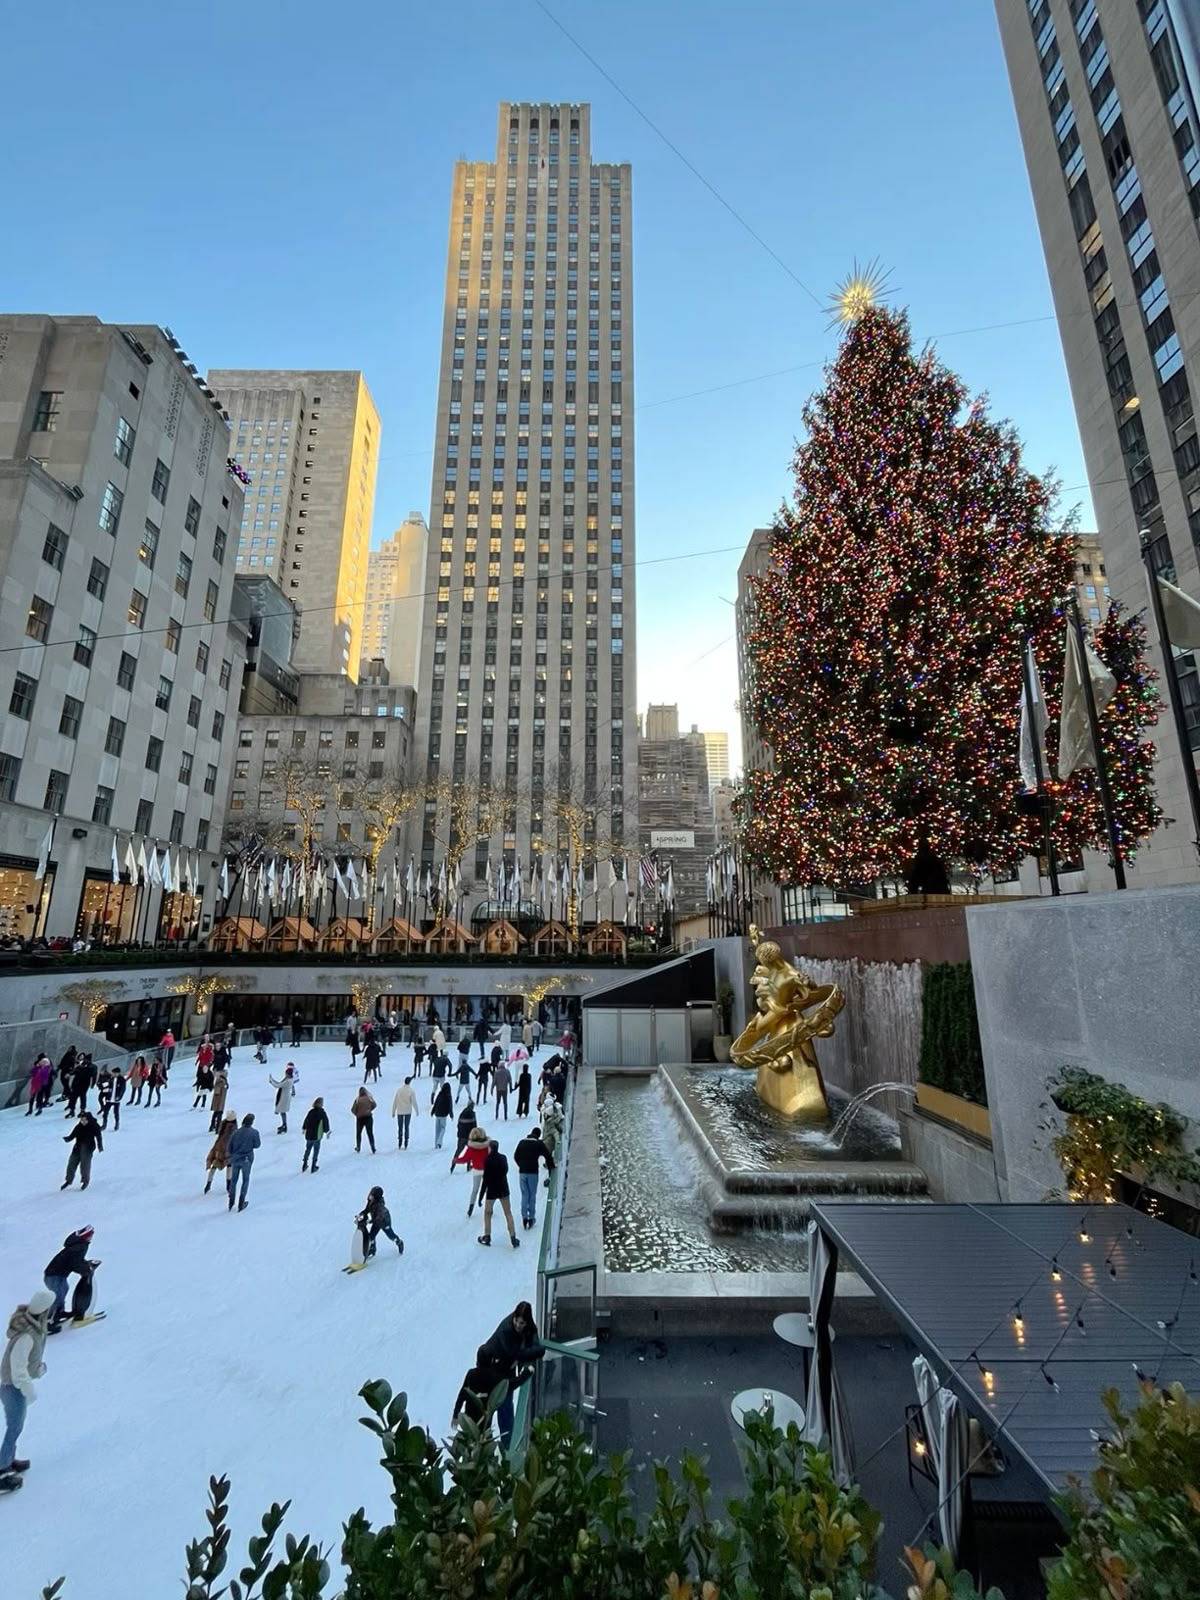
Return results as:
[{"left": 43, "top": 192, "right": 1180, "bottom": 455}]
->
[{"left": 741, "top": 302, "right": 1162, "bottom": 888}]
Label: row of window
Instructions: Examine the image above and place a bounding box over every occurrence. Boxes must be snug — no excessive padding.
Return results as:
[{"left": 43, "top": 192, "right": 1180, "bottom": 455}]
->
[{"left": 0, "top": 747, "right": 213, "bottom": 847}]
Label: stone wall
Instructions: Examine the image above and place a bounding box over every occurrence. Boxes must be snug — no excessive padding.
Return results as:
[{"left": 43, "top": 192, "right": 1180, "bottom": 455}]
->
[
  {"left": 966, "top": 886, "right": 1200, "bottom": 1200},
  {"left": 0, "top": 1019, "right": 127, "bottom": 1110},
  {"left": 773, "top": 903, "right": 972, "bottom": 965},
  {"left": 898, "top": 1108, "right": 1000, "bottom": 1202}
]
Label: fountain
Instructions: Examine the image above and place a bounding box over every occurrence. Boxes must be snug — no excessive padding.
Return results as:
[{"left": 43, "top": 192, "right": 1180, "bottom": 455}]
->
[{"left": 595, "top": 931, "right": 927, "bottom": 1275}]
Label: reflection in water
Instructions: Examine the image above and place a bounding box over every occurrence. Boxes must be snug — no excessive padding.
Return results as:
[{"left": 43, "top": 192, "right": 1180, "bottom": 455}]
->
[{"left": 597, "top": 1077, "right": 808, "bottom": 1274}]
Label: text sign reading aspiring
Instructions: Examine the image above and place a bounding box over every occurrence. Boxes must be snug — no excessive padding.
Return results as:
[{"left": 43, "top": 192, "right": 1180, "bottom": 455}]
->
[{"left": 650, "top": 830, "right": 695, "bottom": 849}]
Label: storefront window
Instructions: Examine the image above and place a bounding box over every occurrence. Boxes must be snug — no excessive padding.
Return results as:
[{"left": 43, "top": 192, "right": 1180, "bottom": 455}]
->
[
  {"left": 0, "top": 857, "right": 54, "bottom": 944},
  {"left": 157, "top": 890, "right": 203, "bottom": 943},
  {"left": 76, "top": 873, "right": 137, "bottom": 945}
]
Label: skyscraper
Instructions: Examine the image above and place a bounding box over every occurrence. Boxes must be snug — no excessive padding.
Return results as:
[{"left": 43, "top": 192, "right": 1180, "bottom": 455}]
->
[
  {"left": 361, "top": 511, "right": 428, "bottom": 688},
  {"left": 996, "top": 0, "right": 1200, "bottom": 884},
  {"left": 208, "top": 369, "right": 380, "bottom": 680},
  {"left": 701, "top": 729, "right": 731, "bottom": 788},
  {"left": 637, "top": 712, "right": 716, "bottom": 913},
  {"left": 411, "top": 102, "right": 637, "bottom": 891}
]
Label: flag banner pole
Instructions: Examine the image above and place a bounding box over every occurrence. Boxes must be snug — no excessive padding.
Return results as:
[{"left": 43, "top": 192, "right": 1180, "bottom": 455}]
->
[
  {"left": 1067, "top": 593, "right": 1127, "bottom": 889},
  {"left": 1019, "top": 632, "right": 1061, "bottom": 895},
  {"left": 1141, "top": 531, "right": 1200, "bottom": 858}
]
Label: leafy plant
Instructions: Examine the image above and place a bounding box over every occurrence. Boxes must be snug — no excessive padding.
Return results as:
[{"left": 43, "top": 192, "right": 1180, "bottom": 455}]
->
[
  {"left": 1046, "top": 1067, "right": 1200, "bottom": 1202},
  {"left": 715, "top": 980, "right": 734, "bottom": 1036},
  {"left": 904, "top": 1545, "right": 1005, "bottom": 1600},
  {"left": 918, "top": 963, "right": 986, "bottom": 1106},
  {"left": 1046, "top": 1381, "right": 1200, "bottom": 1600}
]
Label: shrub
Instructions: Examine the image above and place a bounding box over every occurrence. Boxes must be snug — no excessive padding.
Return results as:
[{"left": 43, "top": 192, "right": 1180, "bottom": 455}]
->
[
  {"left": 918, "top": 963, "right": 986, "bottom": 1106},
  {"left": 1046, "top": 1067, "right": 1200, "bottom": 1203}
]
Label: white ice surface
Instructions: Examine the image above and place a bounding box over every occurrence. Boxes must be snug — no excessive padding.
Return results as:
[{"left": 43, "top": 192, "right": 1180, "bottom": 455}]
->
[{"left": 0, "top": 1038, "right": 543, "bottom": 1596}]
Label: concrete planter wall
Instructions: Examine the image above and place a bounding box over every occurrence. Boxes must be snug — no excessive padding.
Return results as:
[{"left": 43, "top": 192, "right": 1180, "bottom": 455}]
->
[{"left": 915, "top": 1082, "right": 991, "bottom": 1141}]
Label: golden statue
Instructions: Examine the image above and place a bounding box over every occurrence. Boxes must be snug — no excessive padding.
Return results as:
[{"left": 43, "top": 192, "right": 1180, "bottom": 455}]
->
[{"left": 731, "top": 925, "right": 845, "bottom": 1120}]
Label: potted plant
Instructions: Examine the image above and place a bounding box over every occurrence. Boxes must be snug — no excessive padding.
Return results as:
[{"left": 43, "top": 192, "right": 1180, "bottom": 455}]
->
[{"left": 713, "top": 979, "right": 735, "bottom": 1062}]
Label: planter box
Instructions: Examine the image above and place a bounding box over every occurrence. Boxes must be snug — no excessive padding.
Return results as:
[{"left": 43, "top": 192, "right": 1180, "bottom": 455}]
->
[{"left": 916, "top": 1081, "right": 991, "bottom": 1142}]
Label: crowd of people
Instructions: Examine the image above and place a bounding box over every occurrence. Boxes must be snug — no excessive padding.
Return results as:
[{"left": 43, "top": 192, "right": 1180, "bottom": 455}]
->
[{"left": 2, "top": 1005, "right": 577, "bottom": 1492}]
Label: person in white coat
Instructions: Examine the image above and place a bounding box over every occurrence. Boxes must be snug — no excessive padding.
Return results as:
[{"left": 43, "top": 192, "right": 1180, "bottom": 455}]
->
[
  {"left": 391, "top": 1076, "right": 419, "bottom": 1150},
  {"left": 498, "top": 1020, "right": 512, "bottom": 1048},
  {"left": 269, "top": 1064, "right": 296, "bottom": 1133},
  {"left": 0, "top": 1288, "right": 54, "bottom": 1486}
]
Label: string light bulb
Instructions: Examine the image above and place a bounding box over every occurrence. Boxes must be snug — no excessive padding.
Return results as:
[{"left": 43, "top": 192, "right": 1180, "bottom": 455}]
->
[
  {"left": 1079, "top": 1225, "right": 1091, "bottom": 1244},
  {"left": 1050, "top": 1259, "right": 1062, "bottom": 1283},
  {"left": 1040, "top": 1366, "right": 1059, "bottom": 1392}
]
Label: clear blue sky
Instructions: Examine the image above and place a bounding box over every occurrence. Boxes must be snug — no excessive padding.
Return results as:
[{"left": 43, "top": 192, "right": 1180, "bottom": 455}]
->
[{"left": 3, "top": 0, "right": 1092, "bottom": 770}]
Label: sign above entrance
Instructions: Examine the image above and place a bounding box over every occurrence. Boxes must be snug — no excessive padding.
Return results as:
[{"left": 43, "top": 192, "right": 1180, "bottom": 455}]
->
[{"left": 650, "top": 830, "right": 695, "bottom": 849}]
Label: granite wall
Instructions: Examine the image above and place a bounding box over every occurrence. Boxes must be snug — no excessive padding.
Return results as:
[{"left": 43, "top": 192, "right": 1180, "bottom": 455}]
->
[{"left": 966, "top": 886, "right": 1200, "bottom": 1201}]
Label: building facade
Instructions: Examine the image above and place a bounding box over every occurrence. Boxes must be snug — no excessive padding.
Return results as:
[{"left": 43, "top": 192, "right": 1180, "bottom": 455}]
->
[
  {"left": 0, "top": 315, "right": 246, "bottom": 942},
  {"left": 410, "top": 101, "right": 637, "bottom": 896},
  {"left": 735, "top": 527, "right": 783, "bottom": 927},
  {"left": 208, "top": 369, "right": 380, "bottom": 679},
  {"left": 636, "top": 706, "right": 716, "bottom": 913},
  {"left": 702, "top": 729, "right": 731, "bottom": 789},
  {"left": 996, "top": 0, "right": 1200, "bottom": 883},
  {"left": 361, "top": 511, "right": 427, "bottom": 689},
  {"left": 1073, "top": 530, "right": 1112, "bottom": 621}
]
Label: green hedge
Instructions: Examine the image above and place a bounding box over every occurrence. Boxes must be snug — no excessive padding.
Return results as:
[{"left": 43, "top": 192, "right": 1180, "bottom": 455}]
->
[{"left": 918, "top": 961, "right": 987, "bottom": 1106}]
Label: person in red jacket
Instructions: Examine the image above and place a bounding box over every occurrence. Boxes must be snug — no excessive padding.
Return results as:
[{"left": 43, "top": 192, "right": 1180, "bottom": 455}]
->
[
  {"left": 159, "top": 1029, "right": 176, "bottom": 1071},
  {"left": 451, "top": 1125, "right": 490, "bottom": 1218}
]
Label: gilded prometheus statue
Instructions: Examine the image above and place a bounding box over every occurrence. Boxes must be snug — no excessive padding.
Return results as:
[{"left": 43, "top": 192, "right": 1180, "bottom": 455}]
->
[{"left": 730, "top": 925, "right": 845, "bottom": 1120}]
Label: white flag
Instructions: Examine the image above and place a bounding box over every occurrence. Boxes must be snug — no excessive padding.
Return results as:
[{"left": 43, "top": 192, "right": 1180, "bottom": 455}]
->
[
  {"left": 161, "top": 850, "right": 174, "bottom": 893},
  {"left": 1018, "top": 640, "right": 1049, "bottom": 790},
  {"left": 665, "top": 863, "right": 676, "bottom": 908},
  {"left": 405, "top": 856, "right": 415, "bottom": 900},
  {"left": 111, "top": 835, "right": 121, "bottom": 885},
  {"left": 219, "top": 857, "right": 230, "bottom": 900},
  {"left": 125, "top": 838, "right": 138, "bottom": 881},
  {"left": 332, "top": 857, "right": 348, "bottom": 900},
  {"left": 34, "top": 819, "right": 55, "bottom": 881},
  {"left": 1157, "top": 573, "right": 1200, "bottom": 651},
  {"left": 1059, "top": 622, "right": 1117, "bottom": 778}
]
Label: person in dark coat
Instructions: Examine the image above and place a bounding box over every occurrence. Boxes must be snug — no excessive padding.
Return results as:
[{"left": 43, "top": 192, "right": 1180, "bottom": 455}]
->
[
  {"left": 65, "top": 1060, "right": 93, "bottom": 1118},
  {"left": 290, "top": 1010, "right": 304, "bottom": 1048},
  {"left": 193, "top": 1059, "right": 215, "bottom": 1109},
  {"left": 227, "top": 1114, "right": 261, "bottom": 1210},
  {"left": 145, "top": 1057, "right": 166, "bottom": 1107},
  {"left": 363, "top": 1034, "right": 383, "bottom": 1083},
  {"left": 44, "top": 1226, "right": 98, "bottom": 1331},
  {"left": 472, "top": 1017, "right": 490, "bottom": 1060},
  {"left": 478, "top": 1141, "right": 519, "bottom": 1249},
  {"left": 412, "top": 1038, "right": 426, "bottom": 1077},
  {"left": 515, "top": 1061, "right": 533, "bottom": 1119},
  {"left": 56, "top": 1046, "right": 78, "bottom": 1103},
  {"left": 456, "top": 1036, "right": 472, "bottom": 1079},
  {"left": 301, "top": 1098, "right": 330, "bottom": 1172},
  {"left": 454, "top": 1051, "right": 474, "bottom": 1104},
  {"left": 475, "top": 1055, "right": 492, "bottom": 1106},
  {"left": 98, "top": 1065, "right": 126, "bottom": 1131},
  {"left": 430, "top": 1079, "right": 454, "bottom": 1149},
  {"left": 513, "top": 1127, "right": 556, "bottom": 1230},
  {"left": 478, "top": 1302, "right": 544, "bottom": 1444},
  {"left": 450, "top": 1099, "right": 477, "bottom": 1170},
  {"left": 61, "top": 1113, "right": 102, "bottom": 1190},
  {"left": 355, "top": 1185, "right": 404, "bottom": 1258},
  {"left": 451, "top": 1346, "right": 497, "bottom": 1429}
]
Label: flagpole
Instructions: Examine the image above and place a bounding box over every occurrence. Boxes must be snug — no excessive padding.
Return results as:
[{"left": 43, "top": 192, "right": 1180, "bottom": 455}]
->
[
  {"left": 1141, "top": 529, "right": 1200, "bottom": 857},
  {"left": 1019, "top": 632, "right": 1061, "bottom": 896},
  {"left": 1066, "top": 593, "right": 1127, "bottom": 890}
]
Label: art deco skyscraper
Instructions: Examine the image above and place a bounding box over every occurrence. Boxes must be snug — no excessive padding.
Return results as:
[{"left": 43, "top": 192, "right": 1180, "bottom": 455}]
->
[
  {"left": 996, "top": 0, "right": 1200, "bottom": 884},
  {"left": 412, "top": 102, "right": 637, "bottom": 889},
  {"left": 208, "top": 370, "right": 379, "bottom": 680}
]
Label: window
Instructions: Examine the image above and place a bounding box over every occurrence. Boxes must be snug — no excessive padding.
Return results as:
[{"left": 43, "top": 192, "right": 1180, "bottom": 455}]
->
[
  {"left": 169, "top": 810, "right": 184, "bottom": 845},
  {"left": 59, "top": 695, "right": 83, "bottom": 738},
  {"left": 174, "top": 552, "right": 192, "bottom": 598},
  {"left": 184, "top": 495, "right": 201, "bottom": 536},
  {"left": 218, "top": 659, "right": 232, "bottom": 690},
  {"left": 26, "top": 595, "right": 53, "bottom": 642},
  {"left": 104, "top": 717, "right": 125, "bottom": 756},
  {"left": 203, "top": 763, "right": 217, "bottom": 796},
  {"left": 196, "top": 819, "right": 210, "bottom": 851},
  {"left": 41, "top": 524, "right": 67, "bottom": 571},
  {"left": 229, "top": 788, "right": 245, "bottom": 812},
  {"left": 203, "top": 579, "right": 218, "bottom": 621},
  {"left": 128, "top": 589, "right": 147, "bottom": 629},
  {"left": 87, "top": 556, "right": 109, "bottom": 599},
  {"left": 372, "top": 729, "right": 386, "bottom": 749},
  {"left": 99, "top": 481, "right": 123, "bottom": 534},
  {"left": 213, "top": 527, "right": 226, "bottom": 565},
  {"left": 33, "top": 390, "right": 62, "bottom": 432},
  {"left": 179, "top": 751, "right": 193, "bottom": 784},
  {"left": 151, "top": 458, "right": 170, "bottom": 504},
  {"left": 186, "top": 695, "right": 201, "bottom": 729},
  {"left": 138, "top": 520, "right": 159, "bottom": 568},
  {"left": 132, "top": 797, "right": 153, "bottom": 835},
  {"left": 165, "top": 618, "right": 181, "bottom": 654},
  {"left": 9, "top": 672, "right": 37, "bottom": 719},
  {"left": 155, "top": 675, "right": 172, "bottom": 711},
  {"left": 117, "top": 651, "right": 136, "bottom": 691},
  {"left": 89, "top": 785, "right": 114, "bottom": 825},
  {"left": 196, "top": 640, "right": 209, "bottom": 674},
  {"left": 146, "top": 736, "right": 163, "bottom": 772},
  {"left": 0, "top": 753, "right": 20, "bottom": 803},
  {"left": 74, "top": 624, "right": 96, "bottom": 667},
  {"left": 44, "top": 769, "right": 69, "bottom": 813},
  {"left": 212, "top": 710, "right": 225, "bottom": 740},
  {"left": 114, "top": 416, "right": 135, "bottom": 465}
]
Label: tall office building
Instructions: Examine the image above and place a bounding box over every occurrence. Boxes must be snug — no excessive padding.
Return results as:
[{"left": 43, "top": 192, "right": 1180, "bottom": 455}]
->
[
  {"left": 636, "top": 710, "right": 716, "bottom": 912},
  {"left": 702, "top": 729, "right": 731, "bottom": 788},
  {"left": 0, "top": 315, "right": 246, "bottom": 941},
  {"left": 411, "top": 102, "right": 637, "bottom": 889},
  {"left": 208, "top": 369, "right": 380, "bottom": 680},
  {"left": 1073, "top": 531, "right": 1112, "bottom": 622},
  {"left": 996, "top": 0, "right": 1200, "bottom": 884},
  {"left": 361, "top": 511, "right": 428, "bottom": 688}
]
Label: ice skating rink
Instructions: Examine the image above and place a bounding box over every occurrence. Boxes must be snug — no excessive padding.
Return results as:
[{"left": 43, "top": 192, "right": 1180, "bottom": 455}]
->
[{"left": 0, "top": 1038, "right": 544, "bottom": 1596}]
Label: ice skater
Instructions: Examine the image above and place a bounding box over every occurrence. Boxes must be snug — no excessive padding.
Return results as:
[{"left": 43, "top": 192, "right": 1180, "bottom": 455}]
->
[
  {"left": 145, "top": 1057, "right": 166, "bottom": 1107},
  {"left": 159, "top": 1027, "right": 176, "bottom": 1071},
  {"left": 473, "top": 1016, "right": 490, "bottom": 1061},
  {"left": 450, "top": 1098, "right": 477, "bottom": 1169},
  {"left": 24, "top": 1055, "right": 52, "bottom": 1117},
  {"left": 391, "top": 1077, "right": 417, "bottom": 1149},
  {"left": 64, "top": 1058, "right": 93, "bottom": 1118},
  {"left": 515, "top": 1059, "right": 533, "bottom": 1119},
  {"left": 227, "top": 1114, "right": 261, "bottom": 1211},
  {"left": 430, "top": 1079, "right": 454, "bottom": 1150},
  {"left": 451, "top": 1346, "right": 495, "bottom": 1431},
  {"left": 363, "top": 1032, "right": 383, "bottom": 1083},
  {"left": 269, "top": 1064, "right": 296, "bottom": 1132},
  {"left": 193, "top": 1057, "right": 214, "bottom": 1109},
  {"left": 204, "top": 1112, "right": 237, "bottom": 1193},
  {"left": 126, "top": 1055, "right": 148, "bottom": 1105},
  {"left": 492, "top": 1058, "right": 512, "bottom": 1121},
  {"left": 301, "top": 1098, "right": 330, "bottom": 1172},
  {"left": 452, "top": 1125, "right": 490, "bottom": 1218},
  {"left": 478, "top": 1301, "right": 544, "bottom": 1445},
  {"left": 61, "top": 1112, "right": 102, "bottom": 1191},
  {"left": 355, "top": 1186, "right": 404, "bottom": 1259},
  {"left": 97, "top": 1065, "right": 125, "bottom": 1131},
  {"left": 412, "top": 1038, "right": 426, "bottom": 1078},
  {"left": 475, "top": 1053, "right": 493, "bottom": 1107},
  {"left": 351, "top": 1086, "right": 377, "bottom": 1153},
  {"left": 208, "top": 1066, "right": 229, "bottom": 1133},
  {"left": 0, "top": 1287, "right": 54, "bottom": 1490},
  {"left": 43, "top": 1228, "right": 98, "bottom": 1333},
  {"left": 454, "top": 1051, "right": 473, "bottom": 1104},
  {"left": 478, "top": 1140, "right": 519, "bottom": 1250},
  {"left": 513, "top": 1126, "right": 556, "bottom": 1230}
]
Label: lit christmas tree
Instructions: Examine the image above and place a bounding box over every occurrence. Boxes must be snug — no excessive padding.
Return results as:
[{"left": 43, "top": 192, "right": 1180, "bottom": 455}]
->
[{"left": 741, "top": 299, "right": 1162, "bottom": 889}]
